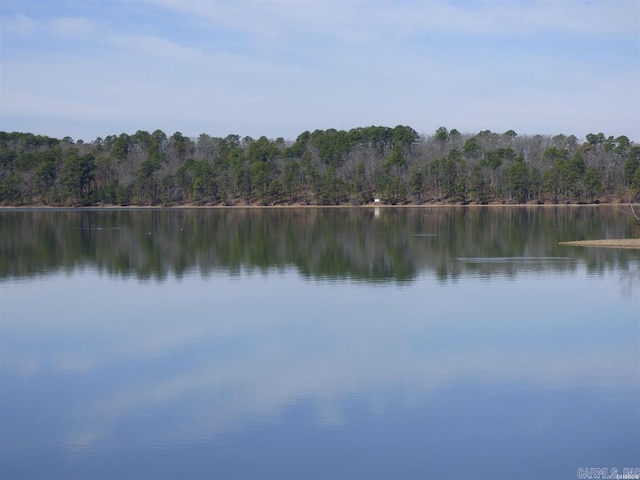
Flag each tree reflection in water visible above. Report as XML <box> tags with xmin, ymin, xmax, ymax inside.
<box><xmin>0</xmin><ymin>206</ymin><xmax>637</xmax><ymax>283</ymax></box>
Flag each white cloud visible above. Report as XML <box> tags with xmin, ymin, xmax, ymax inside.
<box><xmin>47</xmin><ymin>16</ymin><xmax>94</xmax><ymax>36</ymax></box>
<box><xmin>0</xmin><ymin>13</ymin><xmax>37</xmax><ymax>35</ymax></box>
<box><xmin>0</xmin><ymin>0</ymin><xmax>638</xmax><ymax>139</ymax></box>
<box><xmin>110</xmin><ymin>33</ymin><xmax>205</xmax><ymax>62</ymax></box>
<box><xmin>0</xmin><ymin>14</ymin><xmax>94</xmax><ymax>37</ymax></box>
<box><xmin>143</xmin><ymin>0</ymin><xmax>640</xmax><ymax>40</ymax></box>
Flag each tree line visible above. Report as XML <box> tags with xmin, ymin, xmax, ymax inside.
<box><xmin>1</xmin><ymin>126</ymin><xmax>638</xmax><ymax>206</ymax></box>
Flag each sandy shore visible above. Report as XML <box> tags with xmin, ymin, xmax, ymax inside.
<box><xmin>559</xmin><ymin>239</ymin><xmax>640</xmax><ymax>249</ymax></box>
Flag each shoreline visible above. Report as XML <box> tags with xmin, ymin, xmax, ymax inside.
<box><xmin>1</xmin><ymin>202</ymin><xmax>639</xmax><ymax>210</ymax></box>
<box><xmin>559</xmin><ymin>239</ymin><xmax>640</xmax><ymax>249</ymax></box>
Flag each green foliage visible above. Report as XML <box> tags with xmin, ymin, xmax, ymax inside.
<box><xmin>132</xmin><ymin>130</ymin><xmax>168</xmax><ymax>160</ymax></box>
<box><xmin>234</xmin><ymin>163</ymin><xmax>252</xmax><ymax>203</ymax></box>
<box><xmin>624</xmin><ymin>146</ymin><xmax>640</xmax><ymax>185</ymax></box>
<box><xmin>171</xmin><ymin>131</ymin><xmax>190</xmax><ymax>160</ymax></box>
<box><xmin>283</xmin><ymin>159</ymin><xmax>302</xmax><ymax>203</ymax></box>
<box><xmin>483</xmin><ymin>148</ymin><xmax>515</xmax><ymax>170</ymax></box>
<box><xmin>310</xmin><ymin>129</ymin><xmax>352</xmax><ymax>167</ymax></box>
<box><xmin>586</xmin><ymin>132</ymin><xmax>605</xmax><ymax>146</ymax></box>
<box><xmin>408</xmin><ymin>165</ymin><xmax>424</xmax><ymax>203</ymax></box>
<box><xmin>60</xmin><ymin>149</ymin><xmax>95</xmax><ymax>204</ymax></box>
<box><xmin>631</xmin><ymin>169</ymin><xmax>640</xmax><ymax>201</ymax></box>
<box><xmin>111</xmin><ymin>133</ymin><xmax>130</xmax><ymax>160</ymax></box>
<box><xmin>316</xmin><ymin>167</ymin><xmax>348</xmax><ymax>205</ymax></box>
<box><xmin>35</xmin><ymin>158</ymin><xmax>58</xmax><ymax>199</ymax></box>
<box><xmin>434</xmin><ymin>126</ymin><xmax>449</xmax><ymax>143</ymax></box>
<box><xmin>0</xmin><ymin>127</ymin><xmax>635</xmax><ymax>206</ymax></box>
<box><xmin>583</xmin><ymin>166</ymin><xmax>602</xmax><ymax>202</ymax></box>
<box><xmin>463</xmin><ymin>137</ymin><xmax>481</xmax><ymax>159</ymax></box>
<box><xmin>469</xmin><ymin>164</ymin><xmax>488</xmax><ymax>204</ymax></box>
<box><xmin>251</xmin><ymin>160</ymin><xmax>272</xmax><ymax>202</ymax></box>
<box><xmin>136</xmin><ymin>156</ymin><xmax>161</xmax><ymax>204</ymax></box>
<box><xmin>385</xmin><ymin>174</ymin><xmax>408</xmax><ymax>204</ymax></box>
<box><xmin>543</xmin><ymin>146</ymin><xmax>569</xmax><ymax>164</ymax></box>
<box><xmin>384</xmin><ymin>145</ymin><xmax>405</xmax><ymax>169</ymax></box>
<box><xmin>247</xmin><ymin>136</ymin><xmax>278</xmax><ymax>164</ymax></box>
<box><xmin>283</xmin><ymin>131</ymin><xmax>310</xmax><ymax>158</ymax></box>
<box><xmin>391</xmin><ymin>125</ymin><xmax>419</xmax><ymax>147</ymax></box>
<box><xmin>528</xmin><ymin>167</ymin><xmax>543</xmax><ymax>201</ymax></box>
<box><xmin>504</xmin><ymin>158</ymin><xmax>529</xmax><ymax>203</ymax></box>
<box><xmin>441</xmin><ymin>150</ymin><xmax>467</xmax><ymax>202</ymax></box>
<box><xmin>191</xmin><ymin>161</ymin><xmax>218</xmax><ymax>203</ymax></box>
<box><xmin>0</xmin><ymin>173</ymin><xmax>22</xmax><ymax>205</ymax></box>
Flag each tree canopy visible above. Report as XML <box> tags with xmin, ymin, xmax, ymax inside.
<box><xmin>0</xmin><ymin>127</ymin><xmax>637</xmax><ymax>206</ymax></box>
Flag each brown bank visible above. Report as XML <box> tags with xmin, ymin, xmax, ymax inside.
<box><xmin>559</xmin><ymin>239</ymin><xmax>640</xmax><ymax>249</ymax></box>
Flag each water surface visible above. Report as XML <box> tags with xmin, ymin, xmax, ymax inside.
<box><xmin>1</xmin><ymin>207</ymin><xmax>638</xmax><ymax>479</ymax></box>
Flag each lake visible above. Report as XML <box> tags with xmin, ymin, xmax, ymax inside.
<box><xmin>1</xmin><ymin>206</ymin><xmax>638</xmax><ymax>479</ymax></box>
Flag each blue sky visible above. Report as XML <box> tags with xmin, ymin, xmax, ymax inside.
<box><xmin>1</xmin><ymin>0</ymin><xmax>639</xmax><ymax>142</ymax></box>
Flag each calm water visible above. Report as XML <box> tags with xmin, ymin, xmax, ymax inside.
<box><xmin>1</xmin><ymin>207</ymin><xmax>639</xmax><ymax>479</ymax></box>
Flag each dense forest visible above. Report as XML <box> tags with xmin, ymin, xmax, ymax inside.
<box><xmin>1</xmin><ymin>126</ymin><xmax>639</xmax><ymax>206</ymax></box>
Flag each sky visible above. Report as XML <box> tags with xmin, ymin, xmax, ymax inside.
<box><xmin>1</xmin><ymin>0</ymin><xmax>639</xmax><ymax>142</ymax></box>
